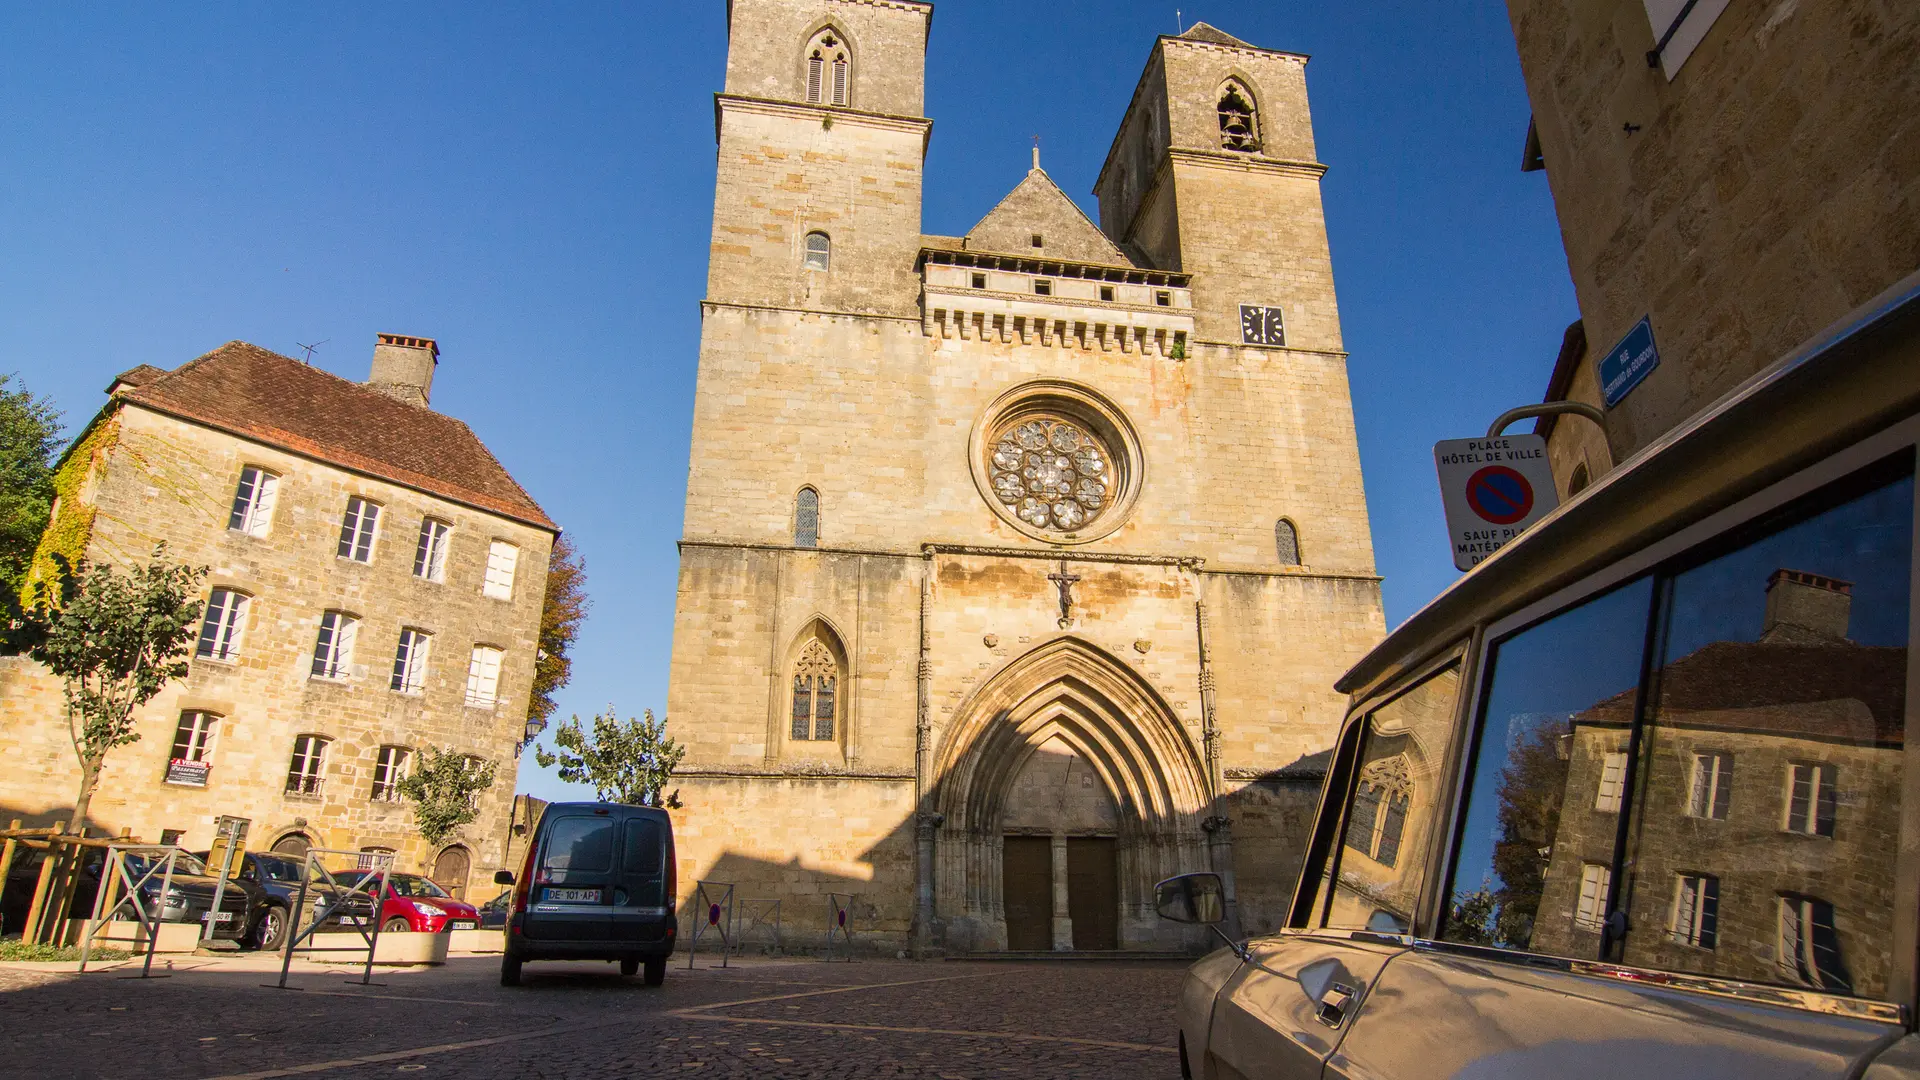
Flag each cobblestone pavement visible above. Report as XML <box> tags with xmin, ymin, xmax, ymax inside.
<box><xmin>0</xmin><ymin>953</ymin><xmax>1187</xmax><ymax>1079</ymax></box>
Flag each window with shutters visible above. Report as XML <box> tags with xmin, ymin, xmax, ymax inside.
<box><xmin>483</xmin><ymin>541</ymin><xmax>519</xmax><ymax>600</ymax></box>
<box><xmin>1778</xmin><ymin>895</ymin><xmax>1850</xmax><ymax>991</ymax></box>
<box><xmin>1670</xmin><ymin>873</ymin><xmax>1719</xmax><ymax>948</ymax></box>
<box><xmin>414</xmin><ymin>518</ymin><xmax>452</xmax><ymax>581</ymax></box>
<box><xmin>1594</xmin><ymin>750</ymin><xmax>1627</xmax><ymax>813</ymax></box>
<box><xmin>466</xmin><ymin>645</ymin><xmax>504</xmax><ymax>708</ymax></box>
<box><xmin>795</xmin><ymin>487</ymin><xmax>820</xmax><ymax>548</ymax></box>
<box><xmin>1218</xmin><ymin>80</ymin><xmax>1260</xmax><ymax>153</ymax></box>
<box><xmin>804</xmin><ymin>28</ymin><xmax>849</xmax><ymax>106</ymax></box>
<box><xmin>228</xmin><ymin>466</ymin><xmax>279</xmax><ymax>537</ymax></box>
<box><xmin>1783</xmin><ymin>762</ymin><xmax>1837</xmax><ymax>836</ymax></box>
<box><xmin>311</xmin><ymin>611</ymin><xmax>359</xmax><ymax>680</ymax></box>
<box><xmin>1642</xmin><ymin>0</ymin><xmax>1732</xmax><ymax>79</ymax></box>
<box><xmin>1687</xmin><ymin>751</ymin><xmax>1732</xmax><ymax>819</ymax></box>
<box><xmin>391</xmin><ymin>628</ymin><xmax>431</xmax><ymax>693</ymax></box>
<box><xmin>804</xmin><ymin>232</ymin><xmax>830</xmax><ymax>272</ymax></box>
<box><xmin>337</xmin><ymin>496</ymin><xmax>381</xmax><ymax>562</ymax></box>
<box><xmin>371</xmin><ymin>745</ymin><xmax>411</xmax><ymax>801</ymax></box>
<box><xmin>1575</xmin><ymin>863</ymin><xmax>1611</xmax><ymax>932</ymax></box>
<box><xmin>1274</xmin><ymin>519</ymin><xmax>1300</xmax><ymax>565</ymax></box>
<box><xmin>168</xmin><ymin>711</ymin><xmax>218</xmax><ymax>787</ymax></box>
<box><xmin>286</xmin><ymin>735</ymin><xmax>330</xmax><ymax>798</ymax></box>
<box><xmin>196</xmin><ymin>587</ymin><xmax>251</xmax><ymax>662</ymax></box>
<box><xmin>789</xmin><ymin>638</ymin><xmax>839</xmax><ymax>742</ymax></box>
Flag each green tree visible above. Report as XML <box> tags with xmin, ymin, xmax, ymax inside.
<box><xmin>0</xmin><ymin>374</ymin><xmax>63</xmax><ymax>598</ymax></box>
<box><xmin>535</xmin><ymin>706</ymin><xmax>685</xmax><ymax>808</ymax></box>
<box><xmin>527</xmin><ymin>533</ymin><xmax>589</xmax><ymax>738</ymax></box>
<box><xmin>397</xmin><ymin>747</ymin><xmax>499</xmax><ymax>846</ymax></box>
<box><xmin>26</xmin><ymin>545</ymin><xmax>205</xmax><ymax>826</ymax></box>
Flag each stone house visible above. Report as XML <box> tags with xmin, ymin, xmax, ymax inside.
<box><xmin>1506</xmin><ymin>0</ymin><xmax>1920</xmax><ymax>497</ymax></box>
<box><xmin>1523</xmin><ymin>570</ymin><xmax>1903</xmax><ymax>993</ymax></box>
<box><xmin>666</xmin><ymin>0</ymin><xmax>1385</xmax><ymax>954</ymax></box>
<box><xmin>0</xmin><ymin>336</ymin><xmax>555</xmax><ymax>899</ymax></box>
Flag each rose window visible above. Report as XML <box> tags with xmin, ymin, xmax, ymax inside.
<box><xmin>988</xmin><ymin>418</ymin><xmax>1112</xmax><ymax>532</ymax></box>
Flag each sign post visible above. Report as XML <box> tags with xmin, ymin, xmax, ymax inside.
<box><xmin>1434</xmin><ymin>434</ymin><xmax>1560</xmax><ymax>571</ymax></box>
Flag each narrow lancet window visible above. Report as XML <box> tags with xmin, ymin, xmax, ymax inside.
<box><xmin>1219</xmin><ymin>81</ymin><xmax>1259</xmax><ymax>152</ymax></box>
<box><xmin>796</xmin><ymin>487</ymin><xmax>820</xmax><ymax>548</ymax></box>
<box><xmin>1275</xmin><ymin>518</ymin><xmax>1301</xmax><ymax>565</ymax></box>
<box><xmin>804</xmin><ymin>30</ymin><xmax>849</xmax><ymax>106</ymax></box>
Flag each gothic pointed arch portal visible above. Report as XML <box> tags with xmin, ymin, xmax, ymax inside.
<box><xmin>929</xmin><ymin>637</ymin><xmax>1211</xmax><ymax>951</ymax></box>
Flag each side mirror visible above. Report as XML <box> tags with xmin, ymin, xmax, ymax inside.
<box><xmin>1155</xmin><ymin>872</ymin><xmax>1226</xmax><ymax>925</ymax></box>
<box><xmin>494</xmin><ymin>870</ymin><xmax>515</xmax><ymax>886</ymax></box>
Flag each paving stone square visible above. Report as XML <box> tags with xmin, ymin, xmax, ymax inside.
<box><xmin>0</xmin><ymin>953</ymin><xmax>1187</xmax><ymax>1079</ymax></box>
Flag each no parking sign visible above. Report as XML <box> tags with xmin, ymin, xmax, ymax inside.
<box><xmin>1434</xmin><ymin>434</ymin><xmax>1560</xmax><ymax>571</ymax></box>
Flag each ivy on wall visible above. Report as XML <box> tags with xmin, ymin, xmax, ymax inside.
<box><xmin>21</xmin><ymin>414</ymin><xmax>119</xmax><ymax>609</ymax></box>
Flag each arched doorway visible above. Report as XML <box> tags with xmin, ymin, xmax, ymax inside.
<box><xmin>271</xmin><ymin>832</ymin><xmax>311</xmax><ymax>858</ymax></box>
<box><xmin>431</xmin><ymin>845</ymin><xmax>472</xmax><ymax>900</ymax></box>
<box><xmin>1001</xmin><ymin>736</ymin><xmax>1122</xmax><ymax>950</ymax></box>
<box><xmin>930</xmin><ymin>637</ymin><xmax>1211</xmax><ymax>952</ymax></box>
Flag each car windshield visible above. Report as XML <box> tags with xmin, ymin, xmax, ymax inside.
<box><xmin>253</xmin><ymin>855</ymin><xmax>306</xmax><ymax>883</ymax></box>
<box><xmin>349</xmin><ymin>872</ymin><xmax>450</xmax><ymax>899</ymax></box>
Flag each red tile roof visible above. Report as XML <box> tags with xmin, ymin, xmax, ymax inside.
<box><xmin>116</xmin><ymin>341</ymin><xmax>555</xmax><ymax>531</ymax></box>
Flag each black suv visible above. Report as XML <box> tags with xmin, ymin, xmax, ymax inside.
<box><xmin>497</xmin><ymin>802</ymin><xmax>676</xmax><ymax>986</ymax></box>
<box><xmin>193</xmin><ymin>850</ymin><xmax>366</xmax><ymax>951</ymax></box>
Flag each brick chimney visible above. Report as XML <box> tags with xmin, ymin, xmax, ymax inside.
<box><xmin>367</xmin><ymin>333</ymin><xmax>438</xmax><ymax>408</ymax></box>
<box><xmin>1762</xmin><ymin>569</ymin><xmax>1853</xmax><ymax>643</ymax></box>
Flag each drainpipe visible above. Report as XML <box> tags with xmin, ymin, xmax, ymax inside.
<box><xmin>912</xmin><ymin>558</ymin><xmax>939</xmax><ymax>955</ymax></box>
<box><xmin>1194</xmin><ymin>600</ymin><xmax>1240</xmax><ymax>939</ymax></box>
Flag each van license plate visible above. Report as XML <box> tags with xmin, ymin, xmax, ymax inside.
<box><xmin>544</xmin><ymin>888</ymin><xmax>599</xmax><ymax>903</ymax></box>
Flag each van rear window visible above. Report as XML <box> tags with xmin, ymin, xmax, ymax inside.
<box><xmin>543</xmin><ymin>817</ymin><xmax>614</xmax><ymax>872</ymax></box>
<box><xmin>623</xmin><ymin>819</ymin><xmax>664</xmax><ymax>875</ymax></box>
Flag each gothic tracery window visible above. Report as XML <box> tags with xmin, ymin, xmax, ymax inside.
<box><xmin>805</xmin><ymin>30</ymin><xmax>850</xmax><ymax>106</ymax></box>
<box><xmin>1343</xmin><ymin>755</ymin><xmax>1413</xmax><ymax>867</ymax></box>
<box><xmin>790</xmin><ymin>639</ymin><xmax>838</xmax><ymax>741</ymax></box>
<box><xmin>1218</xmin><ymin>81</ymin><xmax>1259</xmax><ymax>153</ymax></box>
<box><xmin>987</xmin><ymin>416</ymin><xmax>1113</xmax><ymax>533</ymax></box>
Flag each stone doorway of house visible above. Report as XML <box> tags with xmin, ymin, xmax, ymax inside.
<box><xmin>271</xmin><ymin>832</ymin><xmax>310</xmax><ymax>858</ymax></box>
<box><xmin>432</xmin><ymin>845</ymin><xmax>471</xmax><ymax>900</ymax></box>
<box><xmin>1002</xmin><ymin>836</ymin><xmax>1053</xmax><ymax>950</ymax></box>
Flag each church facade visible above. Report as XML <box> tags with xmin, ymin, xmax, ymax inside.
<box><xmin>665</xmin><ymin>0</ymin><xmax>1385</xmax><ymax>953</ymax></box>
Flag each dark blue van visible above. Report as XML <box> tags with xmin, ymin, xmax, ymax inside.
<box><xmin>496</xmin><ymin>802</ymin><xmax>676</xmax><ymax>986</ymax></box>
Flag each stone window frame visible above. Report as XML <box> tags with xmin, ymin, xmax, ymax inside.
<box><xmin>465</xmin><ymin>643</ymin><xmax>505</xmax><ymax>709</ymax></box>
<box><xmin>167</xmin><ymin>710</ymin><xmax>219</xmax><ymax>786</ymax></box>
<box><xmin>371</xmin><ymin>744</ymin><xmax>412</xmax><ymax>802</ymax></box>
<box><xmin>285</xmin><ymin>733</ymin><xmax>331</xmax><ymax>799</ymax></box>
<box><xmin>414</xmin><ymin>517</ymin><xmax>453</xmax><ymax>582</ymax></box>
<box><xmin>337</xmin><ymin>495</ymin><xmax>382</xmax><ymax>563</ymax></box>
<box><xmin>1274</xmin><ymin>518</ymin><xmax>1302</xmax><ymax>566</ymax></box>
<box><xmin>310</xmin><ymin>610</ymin><xmax>360</xmax><ymax>681</ymax></box>
<box><xmin>1669</xmin><ymin>872</ymin><xmax>1720</xmax><ymax>949</ymax></box>
<box><xmin>390</xmin><ymin>626</ymin><xmax>432</xmax><ymax>694</ymax></box>
<box><xmin>1217</xmin><ymin>76</ymin><xmax>1262</xmax><ymax>154</ymax></box>
<box><xmin>794</xmin><ymin>486</ymin><xmax>821</xmax><ymax>548</ymax></box>
<box><xmin>968</xmin><ymin>380</ymin><xmax>1146</xmax><ymax>546</ymax></box>
<box><xmin>196</xmin><ymin>586</ymin><xmax>252</xmax><ymax>663</ymax></box>
<box><xmin>228</xmin><ymin>465</ymin><xmax>280</xmax><ymax>538</ymax></box>
<box><xmin>803</xmin><ymin>232</ymin><xmax>831</xmax><ymax>272</ymax></box>
<box><xmin>783</xmin><ymin>620</ymin><xmax>850</xmax><ymax>754</ymax></box>
<box><xmin>802</xmin><ymin>25</ymin><xmax>852</xmax><ymax>107</ymax></box>
<box><xmin>482</xmin><ymin>540</ymin><xmax>520</xmax><ymax>601</ymax></box>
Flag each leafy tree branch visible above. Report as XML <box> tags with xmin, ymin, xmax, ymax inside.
<box><xmin>535</xmin><ymin>706</ymin><xmax>685</xmax><ymax>808</ymax></box>
<box><xmin>398</xmin><ymin>747</ymin><xmax>499</xmax><ymax>846</ymax></box>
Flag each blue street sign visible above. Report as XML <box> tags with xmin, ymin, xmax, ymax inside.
<box><xmin>1598</xmin><ymin>316</ymin><xmax>1659</xmax><ymax>408</ymax></box>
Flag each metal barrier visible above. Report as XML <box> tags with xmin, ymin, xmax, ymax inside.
<box><xmin>76</xmin><ymin>845</ymin><xmax>191</xmax><ymax>978</ymax></box>
<box><xmin>268</xmin><ymin>847</ymin><xmax>394</xmax><ymax>989</ymax></box>
<box><xmin>686</xmin><ymin>880</ymin><xmax>734</xmax><ymax>969</ymax></box>
<box><xmin>732</xmin><ymin>898</ymin><xmax>782</xmax><ymax>955</ymax></box>
<box><xmin>824</xmin><ymin>893</ymin><xmax>855</xmax><ymax>962</ymax></box>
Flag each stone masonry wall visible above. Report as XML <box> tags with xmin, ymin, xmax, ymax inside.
<box><xmin>0</xmin><ymin>404</ymin><xmax>551</xmax><ymax>895</ymax></box>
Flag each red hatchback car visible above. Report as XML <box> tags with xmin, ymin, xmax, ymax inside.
<box><xmin>347</xmin><ymin>872</ymin><xmax>481</xmax><ymax>933</ymax></box>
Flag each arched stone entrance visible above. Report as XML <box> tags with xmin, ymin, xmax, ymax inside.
<box><xmin>930</xmin><ymin>637</ymin><xmax>1211</xmax><ymax>952</ymax></box>
<box><xmin>431</xmin><ymin>845</ymin><xmax>472</xmax><ymax>900</ymax></box>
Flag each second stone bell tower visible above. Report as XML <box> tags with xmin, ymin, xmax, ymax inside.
<box><xmin>706</xmin><ymin>0</ymin><xmax>933</xmax><ymax>317</ymax></box>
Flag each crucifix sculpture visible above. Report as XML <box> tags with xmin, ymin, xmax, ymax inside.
<box><xmin>1047</xmin><ymin>561</ymin><xmax>1081</xmax><ymax>629</ymax></box>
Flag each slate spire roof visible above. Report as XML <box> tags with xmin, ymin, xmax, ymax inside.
<box><xmin>1176</xmin><ymin>22</ymin><xmax>1254</xmax><ymax>48</ymax></box>
<box><xmin>963</xmin><ymin>166</ymin><xmax>1133</xmax><ymax>266</ymax></box>
<box><xmin>108</xmin><ymin>341</ymin><xmax>555</xmax><ymax>530</ymax></box>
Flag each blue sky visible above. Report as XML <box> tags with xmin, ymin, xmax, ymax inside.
<box><xmin>0</xmin><ymin>2</ymin><xmax>1575</xmax><ymax>802</ymax></box>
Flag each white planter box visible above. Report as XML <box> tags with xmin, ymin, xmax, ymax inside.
<box><xmin>448</xmin><ymin>928</ymin><xmax>505</xmax><ymax>954</ymax></box>
<box><xmin>68</xmin><ymin>919</ymin><xmax>204</xmax><ymax>953</ymax></box>
<box><xmin>298</xmin><ymin>930</ymin><xmax>448</xmax><ymax>965</ymax></box>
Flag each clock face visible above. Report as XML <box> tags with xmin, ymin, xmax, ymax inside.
<box><xmin>1240</xmin><ymin>305</ymin><xmax>1286</xmax><ymax>346</ymax></box>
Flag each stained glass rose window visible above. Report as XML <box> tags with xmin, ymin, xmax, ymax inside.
<box><xmin>987</xmin><ymin>417</ymin><xmax>1112</xmax><ymax>532</ymax></box>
